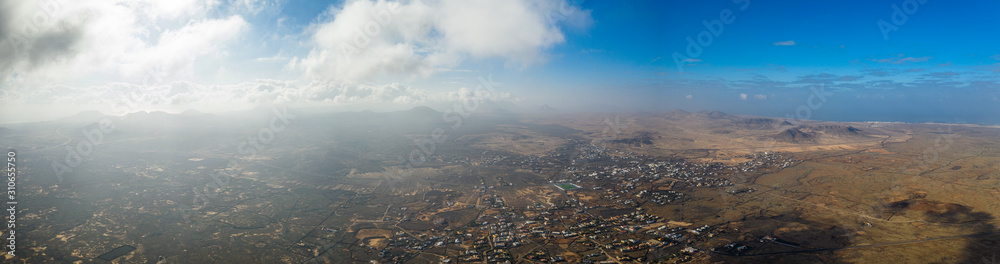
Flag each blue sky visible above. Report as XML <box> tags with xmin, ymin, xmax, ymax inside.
<box><xmin>548</xmin><ymin>0</ymin><xmax>997</xmax><ymax>83</ymax></box>
<box><xmin>1</xmin><ymin>0</ymin><xmax>998</xmax><ymax>124</ymax></box>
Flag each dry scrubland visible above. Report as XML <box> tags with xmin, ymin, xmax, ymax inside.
<box><xmin>5</xmin><ymin>109</ymin><xmax>999</xmax><ymax>263</ymax></box>
<box><xmin>450</xmin><ymin>111</ymin><xmax>1000</xmax><ymax>263</ymax></box>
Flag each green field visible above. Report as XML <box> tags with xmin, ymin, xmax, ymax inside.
<box><xmin>555</xmin><ymin>183</ymin><xmax>580</xmax><ymax>191</ymax></box>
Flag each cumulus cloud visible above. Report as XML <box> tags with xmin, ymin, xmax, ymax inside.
<box><xmin>3</xmin><ymin>78</ymin><xmax>512</xmax><ymax>112</ymax></box>
<box><xmin>0</xmin><ymin>0</ymin><xmax>249</xmax><ymax>89</ymax></box>
<box><xmin>297</xmin><ymin>81</ymin><xmax>429</xmax><ymax>104</ymax></box>
<box><xmin>130</xmin><ymin>16</ymin><xmax>248</xmax><ymax>79</ymax></box>
<box><xmin>873</xmin><ymin>54</ymin><xmax>932</xmax><ymax>64</ymax></box>
<box><xmin>290</xmin><ymin>0</ymin><xmax>591</xmax><ymax>81</ymax></box>
<box><xmin>0</xmin><ymin>0</ymin><xmax>565</xmax><ymax>122</ymax></box>
<box><xmin>737</xmin><ymin>93</ymin><xmax>767</xmax><ymax>100</ymax></box>
<box><xmin>773</xmin><ymin>40</ymin><xmax>795</xmax><ymax>46</ymax></box>
<box><xmin>443</xmin><ymin>85</ymin><xmax>511</xmax><ymax>104</ymax></box>
<box><xmin>0</xmin><ymin>0</ymin><xmax>87</xmax><ymax>81</ymax></box>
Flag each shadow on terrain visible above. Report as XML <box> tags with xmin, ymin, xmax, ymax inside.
<box><xmin>886</xmin><ymin>198</ymin><xmax>1000</xmax><ymax>264</ymax></box>
<box><xmin>708</xmin><ymin>198</ymin><xmax>1000</xmax><ymax>263</ymax></box>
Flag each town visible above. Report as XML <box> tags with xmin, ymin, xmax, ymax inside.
<box><xmin>304</xmin><ymin>141</ymin><xmax>802</xmax><ymax>263</ymax></box>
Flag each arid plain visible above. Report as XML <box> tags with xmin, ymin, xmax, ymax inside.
<box><xmin>2</xmin><ymin>108</ymin><xmax>999</xmax><ymax>263</ymax></box>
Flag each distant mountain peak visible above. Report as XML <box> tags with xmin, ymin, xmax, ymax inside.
<box><xmin>697</xmin><ymin>110</ymin><xmax>731</xmax><ymax>119</ymax></box>
<box><xmin>668</xmin><ymin>109</ymin><xmax>690</xmax><ymax>115</ymax></box>
<box><xmin>71</xmin><ymin>110</ymin><xmax>108</xmax><ymax>118</ymax></box>
<box><xmin>180</xmin><ymin>109</ymin><xmax>204</xmax><ymax>115</ymax></box>
<box><xmin>78</xmin><ymin>110</ymin><xmax>106</xmax><ymax>115</ymax></box>
<box><xmin>124</xmin><ymin>110</ymin><xmax>149</xmax><ymax>115</ymax></box>
<box><xmin>57</xmin><ymin>110</ymin><xmax>109</xmax><ymax>123</ymax></box>
<box><xmin>409</xmin><ymin>105</ymin><xmax>437</xmax><ymax>112</ymax></box>
<box><xmin>408</xmin><ymin>106</ymin><xmax>442</xmax><ymax>116</ymax></box>
<box><xmin>769</xmin><ymin>127</ymin><xmax>816</xmax><ymax>143</ymax></box>
<box><xmin>120</xmin><ymin>110</ymin><xmax>172</xmax><ymax>121</ymax></box>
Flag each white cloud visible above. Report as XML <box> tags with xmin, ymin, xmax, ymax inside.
<box><xmin>297</xmin><ymin>81</ymin><xmax>430</xmax><ymax>104</ymax></box>
<box><xmin>0</xmin><ymin>0</ymin><xmax>552</xmax><ymax>122</ymax></box>
<box><xmin>739</xmin><ymin>93</ymin><xmax>748</xmax><ymax>100</ymax></box>
<box><xmin>754</xmin><ymin>94</ymin><xmax>767</xmax><ymax>100</ymax></box>
<box><xmin>773</xmin><ymin>40</ymin><xmax>795</xmax><ymax>46</ymax></box>
<box><xmin>4</xmin><ymin>78</ymin><xmax>512</xmax><ymax>112</ymax></box>
<box><xmin>685</xmin><ymin>94</ymin><xmax>693</xmax><ymax>99</ymax></box>
<box><xmin>444</xmin><ymin>86</ymin><xmax>511</xmax><ymax>104</ymax></box>
<box><xmin>290</xmin><ymin>0</ymin><xmax>590</xmax><ymax>81</ymax></box>
<box><xmin>255</xmin><ymin>53</ymin><xmax>291</xmax><ymax>62</ymax></box>
<box><xmin>134</xmin><ymin>16</ymin><xmax>249</xmax><ymax>79</ymax></box>
<box><xmin>872</xmin><ymin>54</ymin><xmax>932</xmax><ymax>64</ymax></box>
<box><xmin>0</xmin><ymin>0</ymin><xmax>249</xmax><ymax>89</ymax></box>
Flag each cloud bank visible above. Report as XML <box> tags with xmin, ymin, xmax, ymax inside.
<box><xmin>289</xmin><ymin>0</ymin><xmax>591</xmax><ymax>81</ymax></box>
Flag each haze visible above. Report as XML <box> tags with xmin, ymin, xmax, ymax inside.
<box><xmin>1</xmin><ymin>1</ymin><xmax>1000</xmax><ymax>264</ymax></box>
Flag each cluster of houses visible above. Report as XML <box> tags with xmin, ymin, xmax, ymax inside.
<box><xmin>373</xmin><ymin>143</ymin><xmax>802</xmax><ymax>262</ymax></box>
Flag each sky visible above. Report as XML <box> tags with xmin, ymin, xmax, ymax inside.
<box><xmin>1</xmin><ymin>0</ymin><xmax>999</xmax><ymax>124</ymax></box>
